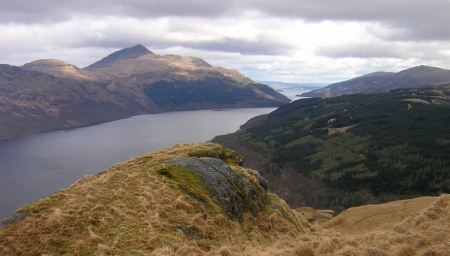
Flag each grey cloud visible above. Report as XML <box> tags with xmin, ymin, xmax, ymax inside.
<box><xmin>2</xmin><ymin>0</ymin><xmax>450</xmax><ymax>42</ymax></box>
<box><xmin>371</xmin><ymin>23</ymin><xmax>450</xmax><ymax>42</ymax></box>
<box><xmin>2</xmin><ymin>0</ymin><xmax>447</xmax><ymax>25</ymax></box>
<box><xmin>242</xmin><ymin>0</ymin><xmax>434</xmax><ymax>22</ymax></box>
<box><xmin>316</xmin><ymin>42</ymin><xmax>447</xmax><ymax>60</ymax></box>
<box><xmin>0</xmin><ymin>0</ymin><xmax>234</xmax><ymax>23</ymax></box>
<box><xmin>244</xmin><ymin>0</ymin><xmax>450</xmax><ymax>41</ymax></box>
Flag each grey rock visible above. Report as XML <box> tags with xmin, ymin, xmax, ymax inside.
<box><xmin>167</xmin><ymin>157</ymin><xmax>268</xmax><ymax>222</ymax></box>
<box><xmin>271</xmin><ymin>202</ymin><xmax>295</xmax><ymax>224</ymax></box>
<box><xmin>176</xmin><ymin>224</ymin><xmax>199</xmax><ymax>240</ymax></box>
<box><xmin>0</xmin><ymin>211</ymin><xmax>27</xmax><ymax>228</ymax></box>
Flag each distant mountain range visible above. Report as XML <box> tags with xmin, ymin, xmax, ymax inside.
<box><xmin>0</xmin><ymin>44</ymin><xmax>290</xmax><ymax>140</ymax></box>
<box><xmin>301</xmin><ymin>65</ymin><xmax>450</xmax><ymax>97</ymax></box>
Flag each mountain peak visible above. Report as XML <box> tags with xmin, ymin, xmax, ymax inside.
<box><xmin>84</xmin><ymin>44</ymin><xmax>154</xmax><ymax>70</ymax></box>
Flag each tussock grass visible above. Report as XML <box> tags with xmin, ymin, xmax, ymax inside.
<box><xmin>1</xmin><ymin>142</ymin><xmax>449</xmax><ymax>255</ymax></box>
<box><xmin>310</xmin><ymin>194</ymin><xmax>450</xmax><ymax>255</ymax></box>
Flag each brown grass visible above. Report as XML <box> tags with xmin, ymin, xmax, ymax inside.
<box><xmin>313</xmin><ymin>194</ymin><xmax>450</xmax><ymax>255</ymax></box>
<box><xmin>1</xmin><ymin>142</ymin><xmax>449</xmax><ymax>255</ymax></box>
<box><xmin>0</xmin><ymin>143</ymin><xmax>307</xmax><ymax>255</ymax></box>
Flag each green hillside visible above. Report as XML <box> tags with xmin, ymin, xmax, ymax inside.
<box><xmin>214</xmin><ymin>85</ymin><xmax>450</xmax><ymax>210</ymax></box>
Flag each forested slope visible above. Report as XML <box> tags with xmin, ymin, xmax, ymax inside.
<box><xmin>213</xmin><ymin>85</ymin><xmax>450</xmax><ymax>210</ymax></box>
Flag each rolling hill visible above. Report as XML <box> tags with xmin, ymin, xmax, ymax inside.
<box><xmin>301</xmin><ymin>65</ymin><xmax>450</xmax><ymax>98</ymax></box>
<box><xmin>0</xmin><ymin>45</ymin><xmax>290</xmax><ymax>140</ymax></box>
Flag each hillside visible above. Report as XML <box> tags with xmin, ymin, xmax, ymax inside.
<box><xmin>0</xmin><ymin>45</ymin><xmax>290</xmax><ymax>140</ymax></box>
<box><xmin>1</xmin><ymin>143</ymin><xmax>449</xmax><ymax>255</ymax></box>
<box><xmin>212</xmin><ymin>84</ymin><xmax>450</xmax><ymax>211</ymax></box>
<box><xmin>0</xmin><ymin>143</ymin><xmax>309</xmax><ymax>255</ymax></box>
<box><xmin>301</xmin><ymin>65</ymin><xmax>450</xmax><ymax>97</ymax></box>
<box><xmin>0</xmin><ymin>64</ymin><xmax>142</xmax><ymax>140</ymax></box>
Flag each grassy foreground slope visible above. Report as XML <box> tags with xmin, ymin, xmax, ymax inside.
<box><xmin>0</xmin><ymin>143</ymin><xmax>308</xmax><ymax>255</ymax></box>
<box><xmin>1</xmin><ymin>143</ymin><xmax>449</xmax><ymax>255</ymax></box>
<box><xmin>213</xmin><ymin>85</ymin><xmax>450</xmax><ymax>210</ymax></box>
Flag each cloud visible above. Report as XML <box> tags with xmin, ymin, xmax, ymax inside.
<box><xmin>0</xmin><ymin>0</ymin><xmax>234</xmax><ymax>24</ymax></box>
<box><xmin>369</xmin><ymin>22</ymin><xmax>450</xmax><ymax>42</ymax></box>
<box><xmin>316</xmin><ymin>42</ymin><xmax>411</xmax><ymax>59</ymax></box>
<box><xmin>243</xmin><ymin>0</ymin><xmax>450</xmax><ymax>42</ymax></box>
<box><xmin>316</xmin><ymin>40</ymin><xmax>450</xmax><ymax>61</ymax></box>
<box><xmin>1</xmin><ymin>0</ymin><xmax>450</xmax><ymax>83</ymax></box>
<box><xmin>2</xmin><ymin>14</ymin><xmax>294</xmax><ymax>56</ymax></box>
<box><xmin>187</xmin><ymin>36</ymin><xmax>295</xmax><ymax>55</ymax></box>
<box><xmin>2</xmin><ymin>0</ymin><xmax>450</xmax><ymax>43</ymax></box>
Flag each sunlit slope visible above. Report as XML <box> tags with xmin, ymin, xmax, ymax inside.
<box><xmin>316</xmin><ymin>194</ymin><xmax>450</xmax><ymax>255</ymax></box>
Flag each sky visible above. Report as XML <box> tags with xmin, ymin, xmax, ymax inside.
<box><xmin>1</xmin><ymin>0</ymin><xmax>450</xmax><ymax>84</ymax></box>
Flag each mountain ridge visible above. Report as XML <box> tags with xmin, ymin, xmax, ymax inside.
<box><xmin>301</xmin><ymin>65</ymin><xmax>450</xmax><ymax>97</ymax></box>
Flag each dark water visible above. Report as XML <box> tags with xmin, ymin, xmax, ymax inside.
<box><xmin>0</xmin><ymin>108</ymin><xmax>275</xmax><ymax>219</ymax></box>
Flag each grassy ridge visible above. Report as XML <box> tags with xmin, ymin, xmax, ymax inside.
<box><xmin>0</xmin><ymin>143</ymin><xmax>307</xmax><ymax>255</ymax></box>
<box><xmin>240</xmin><ymin>85</ymin><xmax>450</xmax><ymax>208</ymax></box>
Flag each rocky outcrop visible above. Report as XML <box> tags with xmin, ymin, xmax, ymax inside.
<box><xmin>0</xmin><ymin>212</ymin><xmax>27</xmax><ymax>228</ymax></box>
<box><xmin>167</xmin><ymin>157</ymin><xmax>268</xmax><ymax>222</ymax></box>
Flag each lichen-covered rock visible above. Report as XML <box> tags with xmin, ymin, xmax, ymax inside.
<box><xmin>167</xmin><ymin>157</ymin><xmax>267</xmax><ymax>222</ymax></box>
